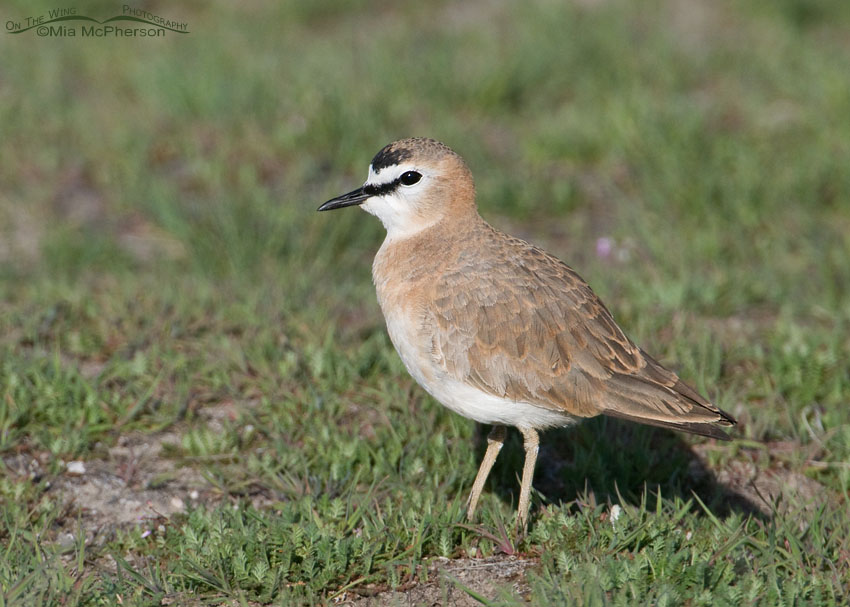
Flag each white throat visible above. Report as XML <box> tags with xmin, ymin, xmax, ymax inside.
<box><xmin>360</xmin><ymin>164</ymin><xmax>439</xmax><ymax>241</ymax></box>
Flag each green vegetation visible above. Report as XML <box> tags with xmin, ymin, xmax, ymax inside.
<box><xmin>1</xmin><ymin>0</ymin><xmax>848</xmax><ymax>604</ymax></box>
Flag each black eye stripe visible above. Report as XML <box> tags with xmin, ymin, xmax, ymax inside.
<box><xmin>363</xmin><ymin>181</ymin><xmax>398</xmax><ymax>197</ymax></box>
<box><xmin>363</xmin><ymin>171</ymin><xmax>422</xmax><ymax>197</ymax></box>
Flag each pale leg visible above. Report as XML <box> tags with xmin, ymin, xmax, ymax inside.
<box><xmin>517</xmin><ymin>427</ymin><xmax>540</xmax><ymax>529</ymax></box>
<box><xmin>466</xmin><ymin>425</ymin><xmax>507</xmax><ymax>519</ymax></box>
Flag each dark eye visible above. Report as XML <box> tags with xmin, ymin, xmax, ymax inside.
<box><xmin>399</xmin><ymin>171</ymin><xmax>421</xmax><ymax>186</ymax></box>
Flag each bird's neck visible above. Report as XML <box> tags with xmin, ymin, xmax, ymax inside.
<box><xmin>373</xmin><ymin>208</ymin><xmax>485</xmax><ymax>286</ymax></box>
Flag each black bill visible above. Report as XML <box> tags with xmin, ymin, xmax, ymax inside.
<box><xmin>317</xmin><ymin>186</ymin><xmax>370</xmax><ymax>211</ymax></box>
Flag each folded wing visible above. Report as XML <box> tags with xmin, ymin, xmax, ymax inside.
<box><xmin>428</xmin><ymin>229</ymin><xmax>735</xmax><ymax>438</ymax></box>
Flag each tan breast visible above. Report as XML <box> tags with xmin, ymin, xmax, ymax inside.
<box><xmin>371</xmin><ymin>213</ymin><xmax>732</xmax><ymax>436</ymax></box>
<box><xmin>372</xmin><ymin>222</ymin><xmax>453</xmax><ymax>387</ymax></box>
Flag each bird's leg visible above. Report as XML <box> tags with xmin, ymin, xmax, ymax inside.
<box><xmin>517</xmin><ymin>427</ymin><xmax>540</xmax><ymax>530</ymax></box>
<box><xmin>466</xmin><ymin>425</ymin><xmax>507</xmax><ymax>520</ymax></box>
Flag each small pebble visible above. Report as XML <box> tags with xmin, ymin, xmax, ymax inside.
<box><xmin>57</xmin><ymin>532</ymin><xmax>76</xmax><ymax>550</ymax></box>
<box><xmin>66</xmin><ymin>461</ymin><xmax>86</xmax><ymax>475</ymax></box>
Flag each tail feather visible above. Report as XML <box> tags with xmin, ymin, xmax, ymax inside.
<box><xmin>603</xmin><ymin>407</ymin><xmax>734</xmax><ymax>440</ymax></box>
<box><xmin>600</xmin><ymin>353</ymin><xmax>736</xmax><ymax>440</ymax></box>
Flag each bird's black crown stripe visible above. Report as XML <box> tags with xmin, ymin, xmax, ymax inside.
<box><xmin>371</xmin><ymin>145</ymin><xmax>414</xmax><ymax>171</ymax></box>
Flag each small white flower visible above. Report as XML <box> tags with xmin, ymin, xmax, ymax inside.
<box><xmin>610</xmin><ymin>504</ymin><xmax>622</xmax><ymax>524</ymax></box>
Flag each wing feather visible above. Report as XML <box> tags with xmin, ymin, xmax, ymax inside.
<box><xmin>428</xmin><ymin>226</ymin><xmax>735</xmax><ymax>436</ymax></box>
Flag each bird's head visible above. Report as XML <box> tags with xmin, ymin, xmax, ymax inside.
<box><xmin>318</xmin><ymin>138</ymin><xmax>476</xmax><ymax>239</ymax></box>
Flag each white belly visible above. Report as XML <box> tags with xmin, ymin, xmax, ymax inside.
<box><xmin>381</xmin><ymin>305</ymin><xmax>577</xmax><ymax>430</ymax></box>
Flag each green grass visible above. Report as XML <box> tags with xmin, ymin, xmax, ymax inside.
<box><xmin>1</xmin><ymin>0</ymin><xmax>849</xmax><ymax>604</ymax></box>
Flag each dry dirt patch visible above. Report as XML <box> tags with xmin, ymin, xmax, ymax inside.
<box><xmin>52</xmin><ymin>432</ymin><xmax>204</xmax><ymax>528</ymax></box>
<box><xmin>693</xmin><ymin>441</ymin><xmax>832</xmax><ymax>517</ymax></box>
<box><xmin>3</xmin><ymin>431</ymin><xmax>209</xmax><ymax>546</ymax></box>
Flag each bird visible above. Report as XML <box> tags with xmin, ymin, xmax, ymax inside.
<box><xmin>318</xmin><ymin>137</ymin><xmax>736</xmax><ymax>528</ymax></box>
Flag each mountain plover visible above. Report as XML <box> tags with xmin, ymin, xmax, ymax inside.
<box><xmin>318</xmin><ymin>138</ymin><xmax>736</xmax><ymax>528</ymax></box>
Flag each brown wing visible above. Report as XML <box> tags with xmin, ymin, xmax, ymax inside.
<box><xmin>428</xmin><ymin>228</ymin><xmax>735</xmax><ymax>438</ymax></box>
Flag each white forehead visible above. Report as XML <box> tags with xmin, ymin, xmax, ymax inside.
<box><xmin>366</xmin><ymin>162</ymin><xmax>418</xmax><ymax>186</ymax></box>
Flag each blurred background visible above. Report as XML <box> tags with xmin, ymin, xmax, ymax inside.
<box><xmin>1</xmin><ymin>0</ymin><xmax>849</xmax><ymax>602</ymax></box>
<box><xmin>3</xmin><ymin>0</ymin><xmax>849</xmax><ymax>434</ymax></box>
